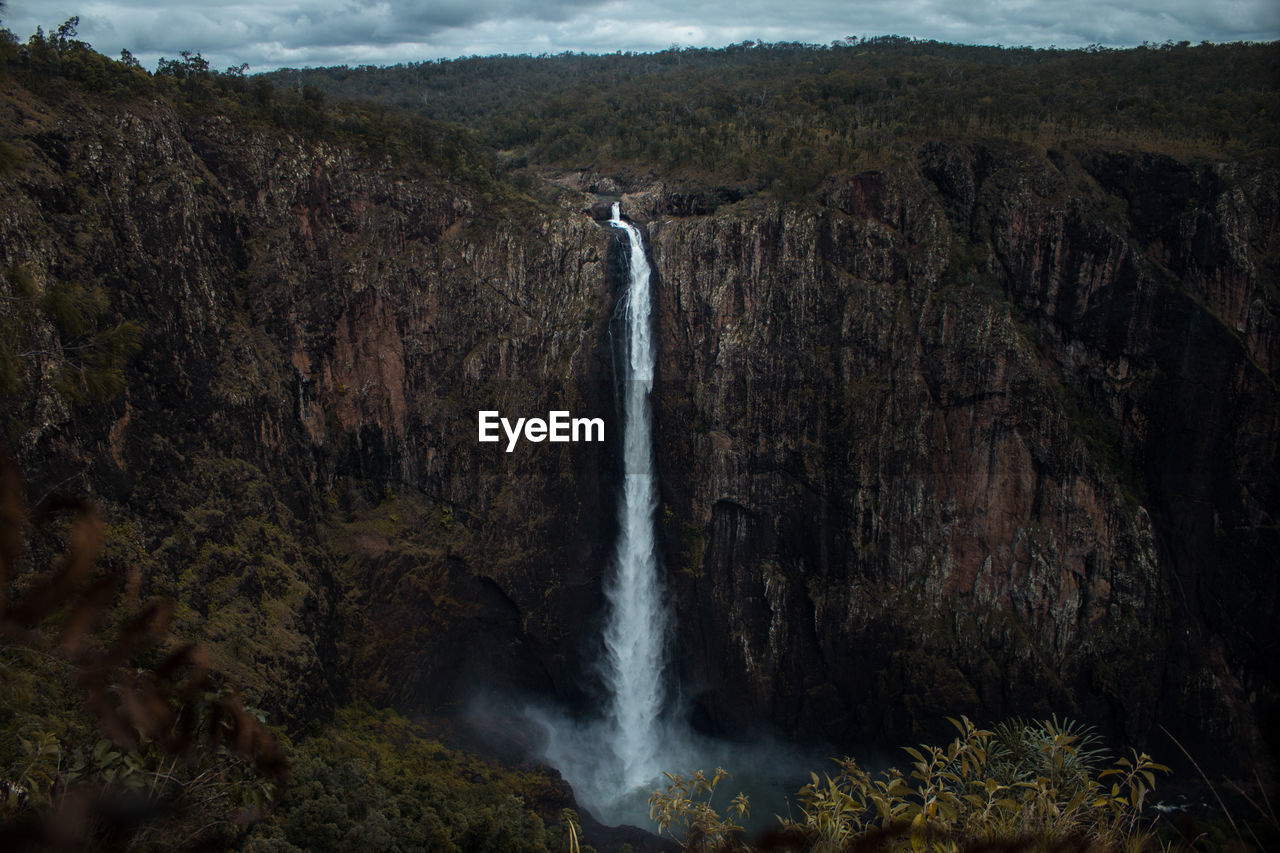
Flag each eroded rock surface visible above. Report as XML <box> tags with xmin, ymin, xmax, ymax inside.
<box><xmin>3</xmin><ymin>84</ymin><xmax>1275</xmax><ymax>778</ymax></box>
<box><xmin>647</xmin><ymin>145</ymin><xmax>1277</xmax><ymax>775</ymax></box>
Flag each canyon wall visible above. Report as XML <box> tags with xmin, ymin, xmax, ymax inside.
<box><xmin>636</xmin><ymin>145</ymin><xmax>1277</xmax><ymax>773</ymax></box>
<box><xmin>2</xmin><ymin>82</ymin><xmax>1275</xmax><ymax>777</ymax></box>
<box><xmin>1</xmin><ymin>86</ymin><xmax>619</xmax><ymax>722</ymax></box>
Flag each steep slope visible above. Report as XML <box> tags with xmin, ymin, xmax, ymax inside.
<box><xmin>2</xmin><ymin>61</ymin><xmax>1276</xmax><ymax>796</ymax></box>
<box><xmin>619</xmin><ymin>144</ymin><xmax>1278</xmax><ymax>775</ymax></box>
<box><xmin>0</xmin><ymin>79</ymin><xmax>620</xmax><ymax>725</ymax></box>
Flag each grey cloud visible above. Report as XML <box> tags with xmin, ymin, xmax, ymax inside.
<box><xmin>3</xmin><ymin>0</ymin><xmax>1276</xmax><ymax>73</ymax></box>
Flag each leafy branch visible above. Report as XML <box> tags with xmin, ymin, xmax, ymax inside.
<box><xmin>0</xmin><ymin>266</ymin><xmax>140</xmax><ymax>404</ymax></box>
<box><xmin>659</xmin><ymin>717</ymin><xmax>1172</xmax><ymax>851</ymax></box>
<box><xmin>0</xmin><ymin>450</ymin><xmax>287</xmax><ymax>849</ymax></box>
<box><xmin>650</xmin><ymin>767</ymin><xmax>751</xmax><ymax>851</ymax></box>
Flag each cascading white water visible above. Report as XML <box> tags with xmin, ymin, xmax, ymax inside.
<box><xmin>602</xmin><ymin>201</ymin><xmax>666</xmax><ymax>794</ymax></box>
<box><xmin>526</xmin><ymin>203</ymin><xmax>673</xmax><ymax>822</ymax></box>
<box><xmin>527</xmin><ymin>206</ymin><xmax>808</xmax><ymax>829</ymax></box>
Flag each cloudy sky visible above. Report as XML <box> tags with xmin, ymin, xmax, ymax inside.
<box><xmin>3</xmin><ymin>0</ymin><xmax>1277</xmax><ymax>73</ymax></box>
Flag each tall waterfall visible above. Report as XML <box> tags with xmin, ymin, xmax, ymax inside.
<box><xmin>525</xmin><ymin>205</ymin><xmax>807</xmax><ymax>829</ymax></box>
<box><xmin>602</xmin><ymin>202</ymin><xmax>666</xmax><ymax>793</ymax></box>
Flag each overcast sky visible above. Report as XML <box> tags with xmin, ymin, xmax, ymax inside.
<box><xmin>4</xmin><ymin>0</ymin><xmax>1277</xmax><ymax>73</ymax></box>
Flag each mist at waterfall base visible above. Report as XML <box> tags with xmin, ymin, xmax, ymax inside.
<box><xmin>502</xmin><ymin>206</ymin><xmax>822</xmax><ymax>831</ymax></box>
<box><xmin>527</xmin><ymin>702</ymin><xmax>823</xmax><ymax>831</ymax></box>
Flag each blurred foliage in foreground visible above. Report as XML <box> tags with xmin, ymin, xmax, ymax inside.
<box><xmin>0</xmin><ymin>451</ymin><xmax>285</xmax><ymax>851</ymax></box>
<box><xmin>0</xmin><ymin>449</ymin><xmax>583</xmax><ymax>851</ymax></box>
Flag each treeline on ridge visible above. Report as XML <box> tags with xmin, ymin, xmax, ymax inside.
<box><xmin>265</xmin><ymin>36</ymin><xmax>1280</xmax><ymax>195</ymax></box>
<box><xmin>0</xmin><ymin>18</ymin><xmax>499</xmax><ymax>192</ymax></box>
<box><xmin>7</xmin><ymin>19</ymin><xmax>1275</xmax><ymax>201</ymax></box>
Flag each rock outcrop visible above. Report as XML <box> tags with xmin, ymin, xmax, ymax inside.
<box><xmin>643</xmin><ymin>144</ymin><xmax>1277</xmax><ymax>776</ymax></box>
<box><xmin>1</xmin><ymin>86</ymin><xmax>620</xmax><ymax>722</ymax></box>
<box><xmin>2</xmin><ymin>79</ymin><xmax>1275</xmax><ymax>780</ymax></box>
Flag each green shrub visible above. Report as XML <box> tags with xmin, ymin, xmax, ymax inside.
<box><xmin>246</xmin><ymin>705</ymin><xmax>580</xmax><ymax>853</ymax></box>
<box><xmin>649</xmin><ymin>767</ymin><xmax>750</xmax><ymax>851</ymax></box>
<box><xmin>652</xmin><ymin>716</ymin><xmax>1170</xmax><ymax>851</ymax></box>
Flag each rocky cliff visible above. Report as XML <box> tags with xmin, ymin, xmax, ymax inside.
<box><xmin>625</xmin><ymin>145</ymin><xmax>1277</xmax><ymax>776</ymax></box>
<box><xmin>0</xmin><ymin>82</ymin><xmax>620</xmax><ymax>724</ymax></box>
<box><xmin>2</xmin><ymin>75</ymin><xmax>1276</xmax><ymax>783</ymax></box>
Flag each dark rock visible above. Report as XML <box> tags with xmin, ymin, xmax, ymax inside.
<box><xmin>2</xmin><ymin>79</ymin><xmax>1274</xmax><ymax>790</ymax></box>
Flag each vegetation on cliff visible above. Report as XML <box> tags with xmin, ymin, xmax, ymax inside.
<box><xmin>0</xmin><ymin>18</ymin><xmax>499</xmax><ymax>192</ymax></box>
<box><xmin>268</xmin><ymin>38</ymin><xmax>1280</xmax><ymax>195</ymax></box>
<box><xmin>1</xmin><ymin>10</ymin><xmax>1277</xmax><ymax>853</ymax></box>
<box><xmin>0</xmin><ymin>265</ymin><xmax>141</xmax><ymax>416</ymax></box>
<box><xmin>242</xmin><ymin>706</ymin><xmax>583</xmax><ymax>853</ymax></box>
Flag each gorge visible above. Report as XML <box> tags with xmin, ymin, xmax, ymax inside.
<box><xmin>1</xmin><ymin>33</ymin><xmax>1277</xmax><ymax>850</ymax></box>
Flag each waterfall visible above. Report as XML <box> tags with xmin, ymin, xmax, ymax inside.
<box><xmin>602</xmin><ymin>202</ymin><xmax>666</xmax><ymax>794</ymax></box>
<box><xmin>528</xmin><ymin>203</ymin><xmax>671</xmax><ymax>822</ymax></box>
<box><xmin>525</xmin><ymin>205</ymin><xmax>806</xmax><ymax>830</ymax></box>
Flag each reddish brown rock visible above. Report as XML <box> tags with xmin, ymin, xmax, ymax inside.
<box><xmin>1</xmin><ymin>80</ymin><xmax>1274</xmax><ymax>783</ymax></box>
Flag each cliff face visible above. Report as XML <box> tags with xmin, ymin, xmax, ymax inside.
<box><xmin>1</xmin><ymin>85</ymin><xmax>619</xmax><ymax>721</ymax></box>
<box><xmin>3</xmin><ymin>79</ymin><xmax>1276</xmax><ymax>777</ymax></box>
<box><xmin>637</xmin><ymin>144</ymin><xmax>1277</xmax><ymax>772</ymax></box>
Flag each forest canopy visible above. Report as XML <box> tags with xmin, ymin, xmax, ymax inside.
<box><xmin>263</xmin><ymin>37</ymin><xmax>1280</xmax><ymax>191</ymax></box>
<box><xmin>5</xmin><ymin>18</ymin><xmax>1277</xmax><ymax>198</ymax></box>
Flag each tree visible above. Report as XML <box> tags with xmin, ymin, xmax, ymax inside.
<box><xmin>0</xmin><ymin>452</ymin><xmax>288</xmax><ymax>848</ymax></box>
<box><xmin>51</xmin><ymin>16</ymin><xmax>79</xmax><ymax>50</ymax></box>
<box><xmin>156</xmin><ymin>50</ymin><xmax>210</xmax><ymax>79</ymax></box>
<box><xmin>0</xmin><ymin>266</ymin><xmax>141</xmax><ymax>404</ymax></box>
